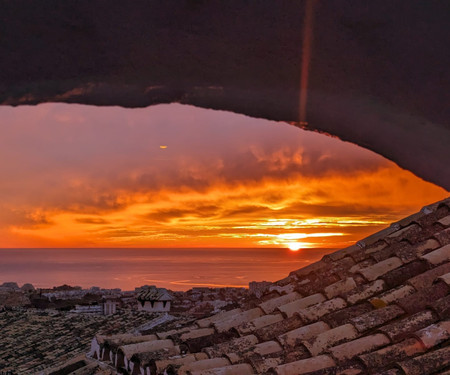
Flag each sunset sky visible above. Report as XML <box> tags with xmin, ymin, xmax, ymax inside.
<box><xmin>0</xmin><ymin>103</ymin><xmax>447</xmax><ymax>250</ymax></box>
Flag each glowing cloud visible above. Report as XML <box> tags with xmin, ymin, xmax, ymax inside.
<box><xmin>0</xmin><ymin>103</ymin><xmax>447</xmax><ymax>248</ymax></box>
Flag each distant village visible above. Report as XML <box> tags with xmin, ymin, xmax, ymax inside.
<box><xmin>0</xmin><ymin>280</ymin><xmax>270</xmax><ymax>317</ymax></box>
<box><xmin>0</xmin><ymin>279</ymin><xmax>280</xmax><ymax>373</ymax></box>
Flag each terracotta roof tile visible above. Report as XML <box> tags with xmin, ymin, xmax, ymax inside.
<box><xmin>259</xmin><ymin>290</ymin><xmax>281</xmax><ymax>302</ymax></box>
<box><xmin>349</xmin><ymin>305</ymin><xmax>405</xmax><ymax>333</ymax></box>
<box><xmin>429</xmin><ymin>294</ymin><xmax>450</xmax><ymax>319</ymax></box>
<box><xmin>393</xmin><ymin>210</ymin><xmax>426</xmax><ymax>228</ymax></box>
<box><xmin>349</xmin><ymin>258</ymin><xmax>376</xmax><ymax>274</ymax></box>
<box><xmin>253</xmin><ymin>340</ymin><xmax>283</xmax><ymax>356</ymax></box>
<box><xmin>180</xmin><ymin>328</ymin><xmax>215</xmax><ymax>341</ymax></box>
<box><xmin>295</xmin><ymin>273</ymin><xmax>341</xmax><ymax>296</ymax></box>
<box><xmin>412</xmin><ymin>320</ymin><xmax>450</xmax><ymax>349</ymax></box>
<box><xmin>328</xmin><ymin>333</ymin><xmax>390</xmax><ymax>362</ymax></box>
<box><xmin>402</xmin><ymin>225</ymin><xmax>437</xmax><ymax>245</ymax></box>
<box><xmin>275</xmin><ymin>274</ymin><xmax>298</xmax><ymax>287</ymax></box>
<box><xmin>434</xmin><ymin>227</ymin><xmax>450</xmax><ymax>246</ymax></box>
<box><xmin>289</xmin><ymin>260</ymin><xmax>329</xmax><ymax>279</ymax></box>
<box><xmin>358</xmin><ymin>337</ymin><xmax>425</xmax><ymax>369</ymax></box>
<box><xmin>283</xmin><ymin>346</ymin><xmax>311</xmax><ymax>363</ymax></box>
<box><xmin>420</xmin><ymin>244</ymin><xmax>450</xmax><ymax>265</ymax></box>
<box><xmin>224</xmin><ymin>352</ymin><xmax>242</xmax><ymax>364</ymax></box>
<box><xmin>214</xmin><ymin>307</ymin><xmax>263</xmax><ymax>332</ymax></box>
<box><xmin>395</xmin><ymin>238</ymin><xmax>440</xmax><ymax>263</ymax></box>
<box><xmin>184</xmin><ymin>330</ymin><xmax>239</xmax><ymax>353</ymax></box>
<box><xmin>154</xmin><ymin>353</ymin><xmax>207</xmax><ymax>374</ymax></box>
<box><xmin>254</xmin><ymin>314</ymin><xmax>303</xmax><ymax>342</ymax></box>
<box><xmin>156</xmin><ymin>326</ymin><xmax>193</xmax><ymax>339</ymax></box>
<box><xmin>386</xmin><ymin>224</ymin><xmax>421</xmax><ymax>243</ymax></box>
<box><xmin>381</xmin><ymin>260</ymin><xmax>429</xmax><ymax>289</ymax></box>
<box><xmin>358</xmin><ymin>257</ymin><xmax>403</xmax><ymax>282</ymax></box>
<box><xmin>298</xmin><ymin>298</ymin><xmax>348</xmax><ymax>323</ymax></box>
<box><xmin>438</xmin><ymin>272</ymin><xmax>450</xmax><ymax>286</ymax></box>
<box><xmin>203</xmin><ymin>335</ymin><xmax>259</xmax><ymax>358</ymax></box>
<box><xmin>288</xmin><ymin>362</ymin><xmax>365</xmax><ymax>375</ymax></box>
<box><xmin>303</xmin><ymin>324</ymin><xmax>358</xmax><ymax>356</ymax></box>
<box><xmin>322</xmin><ymin>302</ymin><xmax>373</xmax><ymax>328</ymax></box>
<box><xmin>277</xmin><ymin>321</ymin><xmax>330</xmax><ymax>348</ymax></box>
<box><xmin>179</xmin><ymin>357</ymin><xmax>230</xmax><ymax>374</ymax></box>
<box><xmin>407</xmin><ymin>262</ymin><xmax>450</xmax><ymax>289</ymax></box>
<box><xmin>396</xmin><ymin>281</ymin><xmax>448</xmax><ymax>314</ymax></box>
<box><xmin>321</xmin><ymin>245</ymin><xmax>362</xmax><ymax>263</ymax></box>
<box><xmin>278</xmin><ymin>293</ymin><xmax>326</xmax><ymax>318</ymax></box>
<box><xmin>359</xmin><ymin>226</ymin><xmax>399</xmax><ymax>249</ymax></box>
<box><xmin>189</xmin><ymin>363</ymin><xmax>255</xmax><ymax>375</ymax></box>
<box><xmin>273</xmin><ymin>355</ymin><xmax>336</xmax><ymax>375</ymax></box>
<box><xmin>269</xmin><ymin>283</ymin><xmax>296</xmax><ymax>295</ymax></box>
<box><xmin>327</xmin><ymin>257</ymin><xmax>357</xmax><ymax>278</ymax></box>
<box><xmin>396</xmin><ymin>346</ymin><xmax>450</xmax><ymax>375</ymax></box>
<box><xmin>438</xmin><ymin>215</ymin><xmax>450</xmax><ymax>227</ymax></box>
<box><xmin>72</xmin><ymin>197</ymin><xmax>450</xmax><ymax>375</ymax></box>
<box><xmin>365</xmin><ymin>241</ymin><xmax>389</xmax><ymax>256</ymax></box>
<box><xmin>324</xmin><ymin>278</ymin><xmax>357</xmax><ymax>299</ymax></box>
<box><xmin>196</xmin><ymin>308</ymin><xmax>242</xmax><ymax>328</ymax></box>
<box><xmin>372</xmin><ymin>285</ymin><xmax>415</xmax><ymax>305</ymax></box>
<box><xmin>369</xmin><ymin>241</ymin><xmax>407</xmax><ymax>263</ymax></box>
<box><xmin>377</xmin><ymin>310</ymin><xmax>438</xmax><ymax>342</ymax></box>
<box><xmin>416</xmin><ymin>205</ymin><xmax>450</xmax><ymax>227</ymax></box>
<box><xmin>245</xmin><ymin>355</ymin><xmax>279</xmax><ymax>373</ymax></box>
<box><xmin>259</xmin><ymin>292</ymin><xmax>302</xmax><ymax>314</ymax></box>
<box><xmin>344</xmin><ymin>280</ymin><xmax>386</xmax><ymax>305</ymax></box>
<box><xmin>371</xmin><ymin>370</ymin><xmax>403</xmax><ymax>375</ymax></box>
<box><xmin>237</xmin><ymin>313</ymin><xmax>284</xmax><ymax>335</ymax></box>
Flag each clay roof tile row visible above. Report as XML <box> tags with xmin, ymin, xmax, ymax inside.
<box><xmin>74</xmin><ymin>197</ymin><xmax>450</xmax><ymax>375</ymax></box>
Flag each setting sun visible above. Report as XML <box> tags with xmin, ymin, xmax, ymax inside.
<box><xmin>288</xmin><ymin>243</ymin><xmax>302</xmax><ymax>251</ymax></box>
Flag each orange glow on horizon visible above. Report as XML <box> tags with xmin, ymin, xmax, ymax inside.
<box><xmin>6</xmin><ymin>164</ymin><xmax>447</xmax><ymax>249</ymax></box>
<box><xmin>0</xmin><ymin>103</ymin><xmax>448</xmax><ymax>250</ymax></box>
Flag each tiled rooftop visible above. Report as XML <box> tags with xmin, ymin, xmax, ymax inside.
<box><xmin>46</xmin><ymin>197</ymin><xmax>450</xmax><ymax>374</ymax></box>
<box><xmin>0</xmin><ymin>309</ymin><xmax>160</xmax><ymax>374</ymax></box>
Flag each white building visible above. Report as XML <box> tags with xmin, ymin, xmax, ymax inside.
<box><xmin>103</xmin><ymin>299</ymin><xmax>119</xmax><ymax>315</ymax></box>
<box><xmin>73</xmin><ymin>305</ymin><xmax>103</xmax><ymax>314</ymax></box>
<box><xmin>137</xmin><ymin>286</ymin><xmax>172</xmax><ymax>313</ymax></box>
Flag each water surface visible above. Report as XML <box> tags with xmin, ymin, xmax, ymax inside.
<box><xmin>0</xmin><ymin>248</ymin><xmax>333</xmax><ymax>291</ymax></box>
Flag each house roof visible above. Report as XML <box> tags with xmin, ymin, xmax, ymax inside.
<box><xmin>137</xmin><ymin>287</ymin><xmax>173</xmax><ymax>302</ymax></box>
<box><xmin>49</xmin><ymin>196</ymin><xmax>450</xmax><ymax>374</ymax></box>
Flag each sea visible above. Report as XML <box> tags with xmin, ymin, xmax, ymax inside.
<box><xmin>0</xmin><ymin>248</ymin><xmax>335</xmax><ymax>291</ymax></box>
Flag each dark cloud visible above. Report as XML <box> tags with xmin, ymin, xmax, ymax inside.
<box><xmin>75</xmin><ymin>217</ymin><xmax>110</xmax><ymax>225</ymax></box>
<box><xmin>0</xmin><ymin>206</ymin><xmax>53</xmax><ymax>228</ymax></box>
<box><xmin>0</xmin><ymin>103</ymin><xmax>389</xmax><ymax>214</ymax></box>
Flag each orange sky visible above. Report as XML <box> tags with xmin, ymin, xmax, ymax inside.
<box><xmin>0</xmin><ymin>103</ymin><xmax>447</xmax><ymax>250</ymax></box>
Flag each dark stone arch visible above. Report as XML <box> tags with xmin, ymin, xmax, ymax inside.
<box><xmin>0</xmin><ymin>1</ymin><xmax>448</xmax><ymax>189</ymax></box>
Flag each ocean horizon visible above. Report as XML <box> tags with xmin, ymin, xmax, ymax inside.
<box><xmin>0</xmin><ymin>247</ymin><xmax>335</xmax><ymax>291</ymax></box>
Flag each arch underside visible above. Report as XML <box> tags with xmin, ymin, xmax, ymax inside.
<box><xmin>1</xmin><ymin>1</ymin><xmax>448</xmax><ymax>190</ymax></box>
